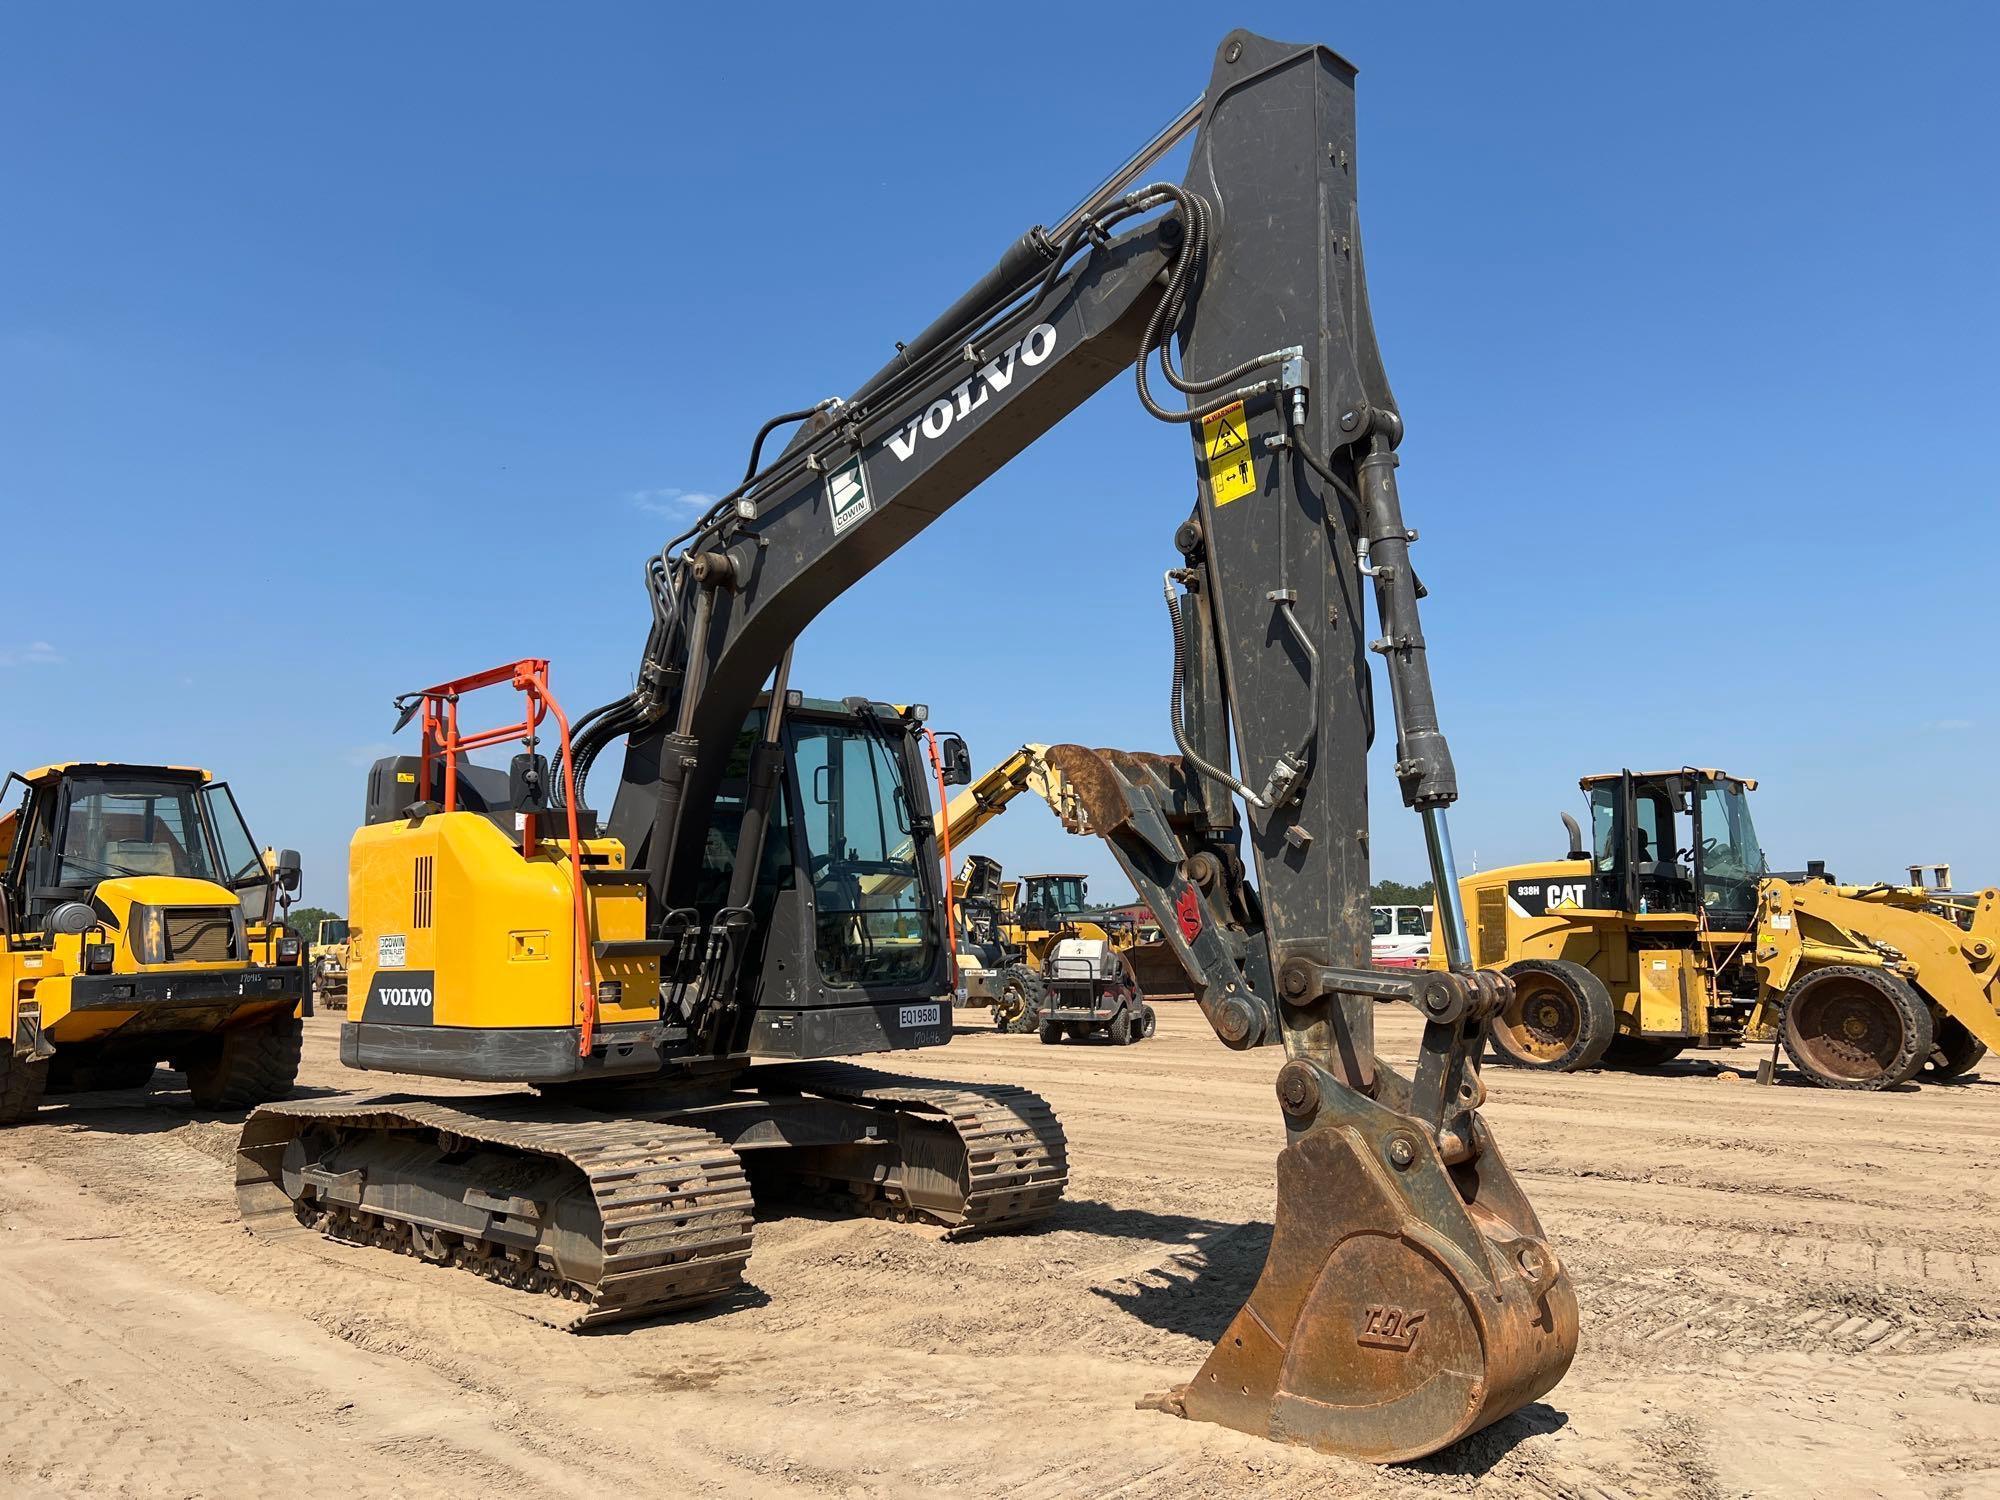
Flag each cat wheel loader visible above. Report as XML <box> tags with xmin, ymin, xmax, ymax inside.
<box><xmin>1452</xmin><ymin>767</ymin><xmax>1996</xmax><ymax>1090</ymax></box>
<box><xmin>0</xmin><ymin>763</ymin><xmax>307</xmax><ymax>1121</ymax></box>
<box><xmin>236</xmin><ymin>32</ymin><xmax>1575</xmax><ymax>1463</ymax></box>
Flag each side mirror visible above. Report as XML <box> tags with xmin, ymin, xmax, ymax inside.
<box><xmin>938</xmin><ymin>734</ymin><xmax>972</xmax><ymax>787</ymax></box>
<box><xmin>274</xmin><ymin>849</ymin><xmax>303</xmax><ymax>894</ymax></box>
<box><xmin>510</xmin><ymin>752</ymin><xmax>551</xmax><ymax>811</ymax></box>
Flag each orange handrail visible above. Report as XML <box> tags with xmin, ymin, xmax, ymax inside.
<box><xmin>404</xmin><ymin>658</ymin><xmax>600</xmax><ymax>1057</ymax></box>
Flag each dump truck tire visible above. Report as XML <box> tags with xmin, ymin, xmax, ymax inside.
<box><xmin>1923</xmin><ymin>1016</ymin><xmax>1986</xmax><ymax>1083</ymax></box>
<box><xmin>0</xmin><ymin>1053</ymin><xmax>47</xmax><ymax>1125</ymax></box>
<box><xmin>1780</xmin><ymin>965</ymin><xmax>1932</xmax><ymax>1091</ymax></box>
<box><xmin>183</xmin><ymin>1017</ymin><xmax>304</xmax><ymax>1109</ymax></box>
<box><xmin>1602</xmin><ymin>1034</ymin><xmax>1687</xmax><ymax>1069</ymax></box>
<box><xmin>1491</xmin><ymin>959</ymin><xmax>1616</xmax><ymax>1072</ymax></box>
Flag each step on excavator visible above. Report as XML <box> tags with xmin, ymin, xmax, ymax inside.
<box><xmin>238</xmin><ymin>31</ymin><xmax>1576</xmax><ymax>1463</ymax></box>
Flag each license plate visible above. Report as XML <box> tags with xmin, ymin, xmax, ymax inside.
<box><xmin>899</xmin><ymin>1003</ymin><xmax>941</xmax><ymax>1029</ymax></box>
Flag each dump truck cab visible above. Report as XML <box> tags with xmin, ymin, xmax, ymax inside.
<box><xmin>0</xmin><ymin>762</ymin><xmax>307</xmax><ymax>1121</ymax></box>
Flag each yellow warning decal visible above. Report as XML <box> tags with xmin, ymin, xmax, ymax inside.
<box><xmin>1201</xmin><ymin>401</ymin><xmax>1256</xmax><ymax>505</ymax></box>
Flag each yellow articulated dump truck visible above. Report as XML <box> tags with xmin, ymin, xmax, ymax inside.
<box><xmin>1446</xmin><ymin>767</ymin><xmax>1995</xmax><ymax>1091</ymax></box>
<box><xmin>0</xmin><ymin>762</ymin><xmax>307</xmax><ymax>1121</ymax></box>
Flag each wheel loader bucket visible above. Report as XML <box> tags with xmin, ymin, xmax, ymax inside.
<box><xmin>1146</xmin><ymin>1061</ymin><xmax>1578</xmax><ymax>1463</ymax></box>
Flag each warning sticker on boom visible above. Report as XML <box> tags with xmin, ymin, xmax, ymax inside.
<box><xmin>1201</xmin><ymin>401</ymin><xmax>1256</xmax><ymax>505</ymax></box>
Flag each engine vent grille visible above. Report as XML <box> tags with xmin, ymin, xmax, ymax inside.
<box><xmin>413</xmin><ymin>855</ymin><xmax>434</xmax><ymax>929</ymax></box>
<box><xmin>1477</xmin><ymin>887</ymin><xmax>1508</xmax><ymax>968</ymax></box>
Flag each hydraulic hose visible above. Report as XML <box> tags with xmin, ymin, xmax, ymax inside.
<box><xmin>1164</xmin><ymin>573</ymin><xmax>1264</xmax><ymax>808</ymax></box>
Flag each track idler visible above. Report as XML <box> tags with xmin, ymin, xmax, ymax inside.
<box><xmin>1146</xmin><ymin>978</ymin><xmax>1577</xmax><ymax>1462</ymax></box>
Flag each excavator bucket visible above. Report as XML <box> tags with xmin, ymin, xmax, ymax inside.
<box><xmin>1047</xmin><ymin>745</ymin><xmax>1577</xmax><ymax>1462</ymax></box>
<box><xmin>1148</xmin><ymin>1060</ymin><xmax>1577</xmax><ymax>1462</ymax></box>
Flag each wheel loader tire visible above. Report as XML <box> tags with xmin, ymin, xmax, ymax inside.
<box><xmin>1780</xmin><ymin>966</ymin><xmax>1932</xmax><ymax>1091</ymax></box>
<box><xmin>0</xmin><ymin>1052</ymin><xmax>48</xmax><ymax>1125</ymax></box>
<box><xmin>1491</xmin><ymin>959</ymin><xmax>1616</xmax><ymax>1072</ymax></box>
<box><xmin>1922</xmin><ymin>1016</ymin><xmax>1986</xmax><ymax>1083</ymax></box>
<box><xmin>1601</xmin><ymin>1034</ymin><xmax>1687</xmax><ymax>1070</ymax></box>
<box><xmin>994</xmin><ymin>964</ymin><xmax>1046</xmax><ymax>1035</ymax></box>
<box><xmin>1038</xmin><ymin>1018</ymin><xmax>1062</xmax><ymax>1045</ymax></box>
<box><xmin>183</xmin><ymin>1017</ymin><xmax>303</xmax><ymax>1109</ymax></box>
<box><xmin>1108</xmin><ymin>1009</ymin><xmax>1132</xmax><ymax>1046</ymax></box>
<box><xmin>1139</xmin><ymin>1004</ymin><xmax>1158</xmax><ymax>1040</ymax></box>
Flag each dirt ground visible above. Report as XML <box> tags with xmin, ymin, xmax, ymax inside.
<box><xmin>1</xmin><ymin>1005</ymin><xmax>1995</xmax><ymax>1500</ymax></box>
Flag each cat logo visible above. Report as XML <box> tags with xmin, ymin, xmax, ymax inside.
<box><xmin>1508</xmin><ymin>879</ymin><xmax>1590</xmax><ymax>918</ymax></box>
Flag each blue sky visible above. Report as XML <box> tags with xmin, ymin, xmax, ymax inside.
<box><xmin>3</xmin><ymin>3</ymin><xmax>1995</xmax><ymax>911</ymax></box>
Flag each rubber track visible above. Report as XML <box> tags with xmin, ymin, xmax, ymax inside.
<box><xmin>768</xmin><ymin>1062</ymin><xmax>1069</xmax><ymax>1231</ymax></box>
<box><xmin>239</xmin><ymin>1095</ymin><xmax>754</xmax><ymax>1329</ymax></box>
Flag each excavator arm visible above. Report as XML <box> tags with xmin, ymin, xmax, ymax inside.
<box><xmin>574</xmin><ymin>30</ymin><xmax>1574</xmax><ymax>1461</ymax></box>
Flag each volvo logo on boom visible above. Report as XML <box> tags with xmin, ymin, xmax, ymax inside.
<box><xmin>883</xmin><ymin>322</ymin><xmax>1058</xmax><ymax>464</ymax></box>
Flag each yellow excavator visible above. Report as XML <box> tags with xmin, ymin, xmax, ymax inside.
<box><xmin>237</xmin><ymin>33</ymin><xmax>1575</xmax><ymax>1464</ymax></box>
<box><xmin>1452</xmin><ymin>766</ymin><xmax>1995</xmax><ymax>1089</ymax></box>
<box><xmin>0</xmin><ymin>762</ymin><xmax>307</xmax><ymax>1119</ymax></box>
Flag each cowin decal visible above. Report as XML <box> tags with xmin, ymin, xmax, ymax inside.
<box><xmin>883</xmin><ymin>322</ymin><xmax>1057</xmax><ymax>464</ymax></box>
<box><xmin>827</xmin><ymin>455</ymin><xmax>873</xmax><ymax>535</ymax></box>
<box><xmin>361</xmin><ymin>968</ymin><xmax>436</xmax><ymax>1025</ymax></box>
<box><xmin>1508</xmin><ymin>879</ymin><xmax>1589</xmax><ymax>919</ymax></box>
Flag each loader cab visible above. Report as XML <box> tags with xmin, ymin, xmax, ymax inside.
<box><xmin>1017</xmin><ymin>873</ymin><xmax>1089</xmax><ymax>931</ymax></box>
<box><xmin>1581</xmin><ymin>769</ymin><xmax>1765</xmax><ymax>930</ymax></box>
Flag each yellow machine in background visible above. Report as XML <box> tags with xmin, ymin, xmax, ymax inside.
<box><xmin>932</xmin><ymin>744</ymin><xmax>1149</xmax><ymax>1031</ymax></box>
<box><xmin>309</xmin><ymin>915</ymin><xmax>350</xmax><ymax>1010</ymax></box>
<box><xmin>0</xmin><ymin>762</ymin><xmax>307</xmax><ymax>1120</ymax></box>
<box><xmin>1449</xmin><ymin>767</ymin><xmax>1995</xmax><ymax>1089</ymax></box>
